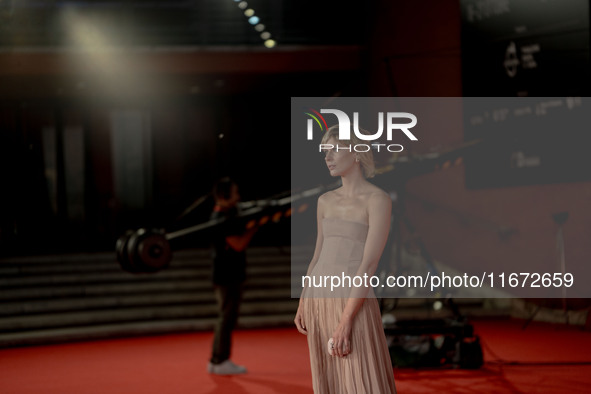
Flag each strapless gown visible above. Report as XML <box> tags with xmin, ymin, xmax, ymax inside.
<box><xmin>302</xmin><ymin>217</ymin><xmax>396</xmax><ymax>394</ymax></box>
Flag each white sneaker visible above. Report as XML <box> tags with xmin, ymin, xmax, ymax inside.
<box><xmin>208</xmin><ymin>359</ymin><xmax>247</xmax><ymax>375</ymax></box>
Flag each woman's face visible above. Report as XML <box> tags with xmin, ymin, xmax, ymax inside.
<box><xmin>323</xmin><ymin>137</ymin><xmax>357</xmax><ymax>177</ymax></box>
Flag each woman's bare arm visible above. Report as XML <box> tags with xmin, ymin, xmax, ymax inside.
<box><xmin>305</xmin><ymin>194</ymin><xmax>327</xmax><ymax>276</ymax></box>
<box><xmin>294</xmin><ymin>194</ymin><xmax>327</xmax><ymax>334</ymax></box>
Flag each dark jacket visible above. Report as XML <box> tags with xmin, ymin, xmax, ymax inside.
<box><xmin>210</xmin><ymin>206</ymin><xmax>247</xmax><ymax>285</ymax></box>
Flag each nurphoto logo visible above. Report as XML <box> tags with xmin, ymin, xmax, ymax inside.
<box><xmin>304</xmin><ymin>108</ymin><xmax>418</xmax><ymax>152</ymax></box>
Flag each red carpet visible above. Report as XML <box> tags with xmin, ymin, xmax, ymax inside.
<box><xmin>1</xmin><ymin>318</ymin><xmax>590</xmax><ymax>393</ymax></box>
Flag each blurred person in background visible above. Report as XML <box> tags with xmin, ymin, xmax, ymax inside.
<box><xmin>207</xmin><ymin>177</ymin><xmax>257</xmax><ymax>375</ymax></box>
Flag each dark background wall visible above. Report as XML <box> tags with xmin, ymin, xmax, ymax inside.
<box><xmin>368</xmin><ymin>0</ymin><xmax>590</xmax><ymax>285</ymax></box>
<box><xmin>0</xmin><ymin>0</ymin><xmax>368</xmax><ymax>253</ymax></box>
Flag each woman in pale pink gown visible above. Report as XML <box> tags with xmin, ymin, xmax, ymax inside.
<box><xmin>295</xmin><ymin>125</ymin><xmax>397</xmax><ymax>393</ymax></box>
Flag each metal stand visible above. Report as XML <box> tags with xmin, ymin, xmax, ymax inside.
<box><xmin>378</xmin><ymin>180</ymin><xmax>461</xmax><ymax>318</ymax></box>
<box><xmin>522</xmin><ymin>212</ymin><xmax>569</xmax><ymax>329</ymax></box>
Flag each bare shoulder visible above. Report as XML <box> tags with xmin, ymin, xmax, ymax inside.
<box><xmin>318</xmin><ymin>189</ymin><xmax>337</xmax><ymax>205</ymax></box>
<box><xmin>367</xmin><ymin>185</ymin><xmax>391</xmax><ymax>204</ymax></box>
<box><xmin>317</xmin><ymin>190</ymin><xmax>333</xmax><ymax>215</ymax></box>
<box><xmin>366</xmin><ymin>187</ymin><xmax>392</xmax><ymax>216</ymax></box>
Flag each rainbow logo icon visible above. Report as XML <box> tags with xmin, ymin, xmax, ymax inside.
<box><xmin>304</xmin><ymin>108</ymin><xmax>328</xmax><ymax>131</ymax></box>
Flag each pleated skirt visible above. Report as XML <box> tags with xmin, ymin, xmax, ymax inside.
<box><xmin>302</xmin><ymin>297</ymin><xmax>397</xmax><ymax>394</ymax></box>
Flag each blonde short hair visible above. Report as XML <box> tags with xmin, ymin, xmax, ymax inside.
<box><xmin>321</xmin><ymin>124</ymin><xmax>375</xmax><ymax>178</ymax></box>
